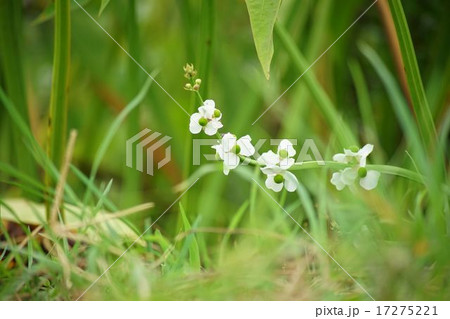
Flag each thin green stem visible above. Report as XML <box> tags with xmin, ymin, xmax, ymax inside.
<box><xmin>239</xmin><ymin>155</ymin><xmax>424</xmax><ymax>184</ymax></box>
<box><xmin>46</xmin><ymin>0</ymin><xmax>71</xmax><ymax>220</ymax></box>
<box><xmin>195</xmin><ymin>91</ymin><xmax>204</xmax><ymax>104</ymax></box>
<box><xmin>122</xmin><ymin>0</ymin><xmax>143</xmax><ymax>207</ymax></box>
<box><xmin>197</xmin><ymin>0</ymin><xmax>215</xmax><ymax>98</ymax></box>
<box><xmin>47</xmin><ymin>0</ymin><xmax>71</xmax><ymax>170</ymax></box>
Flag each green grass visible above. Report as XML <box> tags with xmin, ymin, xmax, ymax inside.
<box><xmin>46</xmin><ymin>0</ymin><xmax>71</xmax><ymax>219</ymax></box>
<box><xmin>0</xmin><ymin>0</ymin><xmax>449</xmax><ymax>301</ymax></box>
<box><xmin>0</xmin><ymin>0</ymin><xmax>38</xmax><ymax>199</ymax></box>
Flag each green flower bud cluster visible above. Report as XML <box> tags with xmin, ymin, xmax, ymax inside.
<box><xmin>183</xmin><ymin>63</ymin><xmax>197</xmax><ymax>79</ymax></box>
<box><xmin>183</xmin><ymin>64</ymin><xmax>202</xmax><ymax>91</ymax></box>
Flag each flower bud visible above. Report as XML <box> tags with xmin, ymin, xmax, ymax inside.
<box><xmin>358</xmin><ymin>167</ymin><xmax>367</xmax><ymax>178</ymax></box>
<box><xmin>274</xmin><ymin>174</ymin><xmax>284</xmax><ymax>184</ymax></box>
<box><xmin>349</xmin><ymin>145</ymin><xmax>359</xmax><ymax>152</ymax></box>
<box><xmin>184</xmin><ymin>83</ymin><xmax>192</xmax><ymax>90</ymax></box>
<box><xmin>198</xmin><ymin>117</ymin><xmax>208</xmax><ymax>127</ymax></box>
<box><xmin>193</xmin><ymin>84</ymin><xmax>200</xmax><ymax>91</ymax></box>
<box><xmin>231</xmin><ymin>144</ymin><xmax>241</xmax><ymax>154</ymax></box>
<box><xmin>183</xmin><ymin>63</ymin><xmax>197</xmax><ymax>79</ymax></box>
<box><xmin>278</xmin><ymin>149</ymin><xmax>288</xmax><ymax>158</ymax></box>
<box><xmin>195</xmin><ymin>78</ymin><xmax>202</xmax><ymax>85</ymax></box>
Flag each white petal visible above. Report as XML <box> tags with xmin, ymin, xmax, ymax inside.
<box><xmin>223</xmin><ymin>152</ymin><xmax>240</xmax><ymax>170</ymax></box>
<box><xmin>203</xmin><ymin>99</ymin><xmax>215</xmax><ymax>109</ymax></box>
<box><xmin>204</xmin><ymin>122</ymin><xmax>218</xmax><ymax>136</ymax></box>
<box><xmin>344</xmin><ymin>149</ymin><xmax>358</xmax><ymax>157</ymax></box>
<box><xmin>222</xmin><ymin>133</ymin><xmax>236</xmax><ymax>152</ymax></box>
<box><xmin>189</xmin><ymin>122</ymin><xmax>202</xmax><ymax>134</ymax></box>
<box><xmin>199</xmin><ymin>100</ymin><xmax>215</xmax><ymax>118</ymax></box>
<box><xmin>278</xmin><ymin>139</ymin><xmax>296</xmax><ymax>157</ymax></box>
<box><xmin>358</xmin><ymin>144</ymin><xmax>374</xmax><ymax>167</ymax></box>
<box><xmin>189</xmin><ymin>113</ymin><xmax>202</xmax><ymax>134</ymax></box>
<box><xmin>358</xmin><ymin>144</ymin><xmax>374</xmax><ymax>157</ymax></box>
<box><xmin>198</xmin><ymin>106</ymin><xmax>208</xmax><ymax>118</ymax></box>
<box><xmin>261</xmin><ymin>165</ymin><xmax>283</xmax><ymax>176</ymax></box>
<box><xmin>237</xmin><ymin>135</ymin><xmax>255</xmax><ymax>156</ymax></box>
<box><xmin>330</xmin><ymin>172</ymin><xmax>346</xmax><ymax>191</ymax></box>
<box><xmin>279</xmin><ymin>157</ymin><xmax>294</xmax><ymax>170</ymax></box>
<box><xmin>283</xmin><ymin>171</ymin><xmax>298</xmax><ymax>192</ymax></box>
<box><xmin>359</xmin><ymin>170</ymin><xmax>380</xmax><ymax>190</ymax></box>
<box><xmin>257</xmin><ymin>151</ymin><xmax>279</xmax><ymax>166</ymax></box>
<box><xmin>265</xmin><ymin>175</ymin><xmax>283</xmax><ymax>192</ymax></box>
<box><xmin>210</xmin><ymin>118</ymin><xmax>223</xmax><ymax>129</ymax></box>
<box><xmin>223</xmin><ymin>164</ymin><xmax>230</xmax><ymax>176</ymax></box>
<box><xmin>190</xmin><ymin>112</ymin><xmax>201</xmax><ymax>122</ymax></box>
<box><xmin>341</xmin><ymin>167</ymin><xmax>357</xmax><ymax>185</ymax></box>
<box><xmin>212</xmin><ymin>144</ymin><xmax>224</xmax><ymax>160</ymax></box>
<box><xmin>332</xmin><ymin>153</ymin><xmax>347</xmax><ymax>163</ymax></box>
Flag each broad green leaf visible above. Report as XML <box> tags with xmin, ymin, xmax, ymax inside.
<box><xmin>245</xmin><ymin>0</ymin><xmax>281</xmax><ymax>80</ymax></box>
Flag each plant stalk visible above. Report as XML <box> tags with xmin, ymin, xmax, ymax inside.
<box><xmin>46</xmin><ymin>0</ymin><xmax>71</xmax><ymax>220</ymax></box>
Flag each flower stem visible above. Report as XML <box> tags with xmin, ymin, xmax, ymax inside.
<box><xmin>291</xmin><ymin>161</ymin><xmax>424</xmax><ymax>183</ymax></box>
<box><xmin>238</xmin><ymin>156</ymin><xmax>424</xmax><ymax>184</ymax></box>
<box><xmin>46</xmin><ymin>0</ymin><xmax>71</xmax><ymax>220</ymax></box>
<box><xmin>195</xmin><ymin>91</ymin><xmax>204</xmax><ymax>104</ymax></box>
<box><xmin>189</xmin><ymin>78</ymin><xmax>204</xmax><ymax>104</ymax></box>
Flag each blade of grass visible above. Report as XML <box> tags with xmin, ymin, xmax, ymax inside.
<box><xmin>50</xmin><ymin>130</ymin><xmax>77</xmax><ymax>225</ymax></box>
<box><xmin>376</xmin><ymin>0</ymin><xmax>413</xmax><ymax>110</ymax></box>
<box><xmin>122</xmin><ymin>0</ymin><xmax>144</xmax><ymax>207</ymax></box>
<box><xmin>47</xmin><ymin>0</ymin><xmax>71</xmax><ymax>173</ymax></box>
<box><xmin>0</xmin><ymin>0</ymin><xmax>38</xmax><ymax>198</ymax></box>
<box><xmin>197</xmin><ymin>0</ymin><xmax>215</xmax><ymax>98</ymax></box>
<box><xmin>46</xmin><ymin>0</ymin><xmax>71</xmax><ymax>219</ymax></box>
<box><xmin>219</xmin><ymin>200</ymin><xmax>249</xmax><ymax>263</ymax></box>
<box><xmin>360</xmin><ymin>44</ymin><xmax>425</xmax><ymax>168</ymax></box>
<box><xmin>83</xmin><ymin>76</ymin><xmax>155</xmax><ymax>205</ymax></box>
<box><xmin>99</xmin><ymin>0</ymin><xmax>111</xmax><ymax>16</ymax></box>
<box><xmin>361</xmin><ymin>43</ymin><xmax>446</xmax><ymax>234</ymax></box>
<box><xmin>178</xmin><ymin>203</ymin><xmax>201</xmax><ymax>271</ymax></box>
<box><xmin>387</xmin><ymin>0</ymin><xmax>437</xmax><ymax>150</ymax></box>
<box><xmin>274</xmin><ymin>23</ymin><xmax>356</xmax><ymax>147</ymax></box>
<box><xmin>0</xmin><ymin>87</ymin><xmax>80</xmax><ymax>205</ymax></box>
<box><xmin>282</xmin><ymin>0</ymin><xmax>331</xmax><ymax>138</ymax></box>
<box><xmin>348</xmin><ymin>59</ymin><xmax>380</xmax><ymax>148</ymax></box>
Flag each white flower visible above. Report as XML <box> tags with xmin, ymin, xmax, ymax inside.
<box><xmin>257</xmin><ymin>140</ymin><xmax>298</xmax><ymax>192</ymax></box>
<box><xmin>358</xmin><ymin>169</ymin><xmax>380</xmax><ymax>190</ymax></box>
<box><xmin>332</xmin><ymin>144</ymin><xmax>373</xmax><ymax>167</ymax></box>
<box><xmin>330</xmin><ymin>167</ymin><xmax>357</xmax><ymax>191</ymax></box>
<box><xmin>331</xmin><ymin>144</ymin><xmax>380</xmax><ymax>191</ymax></box>
<box><xmin>189</xmin><ymin>99</ymin><xmax>223</xmax><ymax>136</ymax></box>
<box><xmin>257</xmin><ymin>139</ymin><xmax>296</xmax><ymax>169</ymax></box>
<box><xmin>212</xmin><ymin>133</ymin><xmax>255</xmax><ymax>175</ymax></box>
<box><xmin>261</xmin><ymin>166</ymin><xmax>298</xmax><ymax>192</ymax></box>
